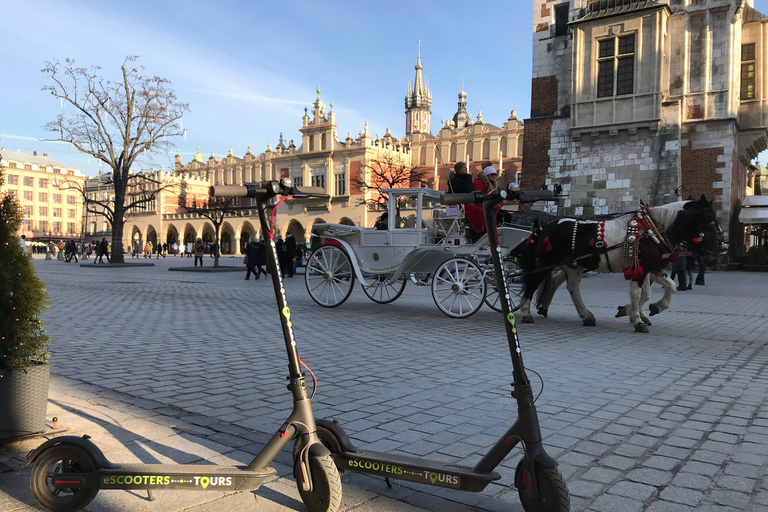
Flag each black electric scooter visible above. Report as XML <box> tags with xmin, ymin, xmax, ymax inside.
<box><xmin>296</xmin><ymin>185</ymin><xmax>571</xmax><ymax>511</ymax></box>
<box><xmin>27</xmin><ymin>180</ymin><xmax>343</xmax><ymax>512</ymax></box>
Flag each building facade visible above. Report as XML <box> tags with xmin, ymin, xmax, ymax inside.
<box><xmin>524</xmin><ymin>0</ymin><xmax>768</xmax><ymax>259</ymax></box>
<box><xmin>120</xmin><ymin>54</ymin><xmax>526</xmax><ymax>254</ymax></box>
<box><xmin>0</xmin><ymin>148</ymin><xmax>85</xmax><ymax>240</ymax></box>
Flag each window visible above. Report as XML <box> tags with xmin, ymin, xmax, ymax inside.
<box><xmin>311</xmin><ymin>174</ymin><xmax>325</xmax><ymax>189</ymax></box>
<box><xmin>66</xmin><ymin>195</ymin><xmax>75</xmax><ymax>205</ymax></box>
<box><xmin>741</xmin><ymin>43</ymin><xmax>756</xmax><ymax>100</ymax></box>
<box><xmin>450</xmin><ymin>142</ymin><xmax>457</xmax><ymax>162</ymax></box>
<box><xmin>38</xmin><ymin>207</ymin><xmax>48</xmax><ymax>216</ymax></box>
<box><xmin>23</xmin><ymin>177</ymin><xmax>33</xmax><ymax>186</ymax></box>
<box><xmin>52</xmin><ymin>221</ymin><xmax>61</xmax><ymax>233</ymax></box>
<box><xmin>53</xmin><ymin>208</ymin><xmax>62</xmax><ymax>217</ymax></box>
<box><xmin>309</xmin><ymin>135</ymin><xmax>315</xmax><ymax>152</ymax></box>
<box><xmin>89</xmin><ymin>222</ymin><xmax>96</xmax><ymax>234</ymax></box>
<box><xmin>7</xmin><ymin>189</ymin><xmax>17</xmax><ymax>198</ymax></box>
<box><xmin>467</xmin><ymin>141</ymin><xmax>474</xmax><ymax>161</ymax></box>
<box><xmin>500</xmin><ymin>137</ymin><xmax>508</xmax><ymax>158</ymax></box>
<box><xmin>67</xmin><ymin>222</ymin><xmax>76</xmax><ymax>234</ymax></box>
<box><xmin>554</xmin><ymin>3</ymin><xmax>569</xmax><ymax>37</ymax></box>
<box><xmin>39</xmin><ymin>166</ymin><xmax>46</xmax><ymax>172</ymax></box>
<box><xmin>482</xmin><ymin>138</ymin><xmax>490</xmax><ymax>159</ymax></box>
<box><xmin>24</xmin><ymin>164</ymin><xmax>32</xmax><ymax>170</ymax></box>
<box><xmin>7</xmin><ymin>174</ymin><xmax>18</xmax><ymax>185</ymax></box>
<box><xmin>597</xmin><ymin>34</ymin><xmax>635</xmax><ymax>98</ymax></box>
<box><xmin>67</xmin><ymin>170</ymin><xmax>74</xmax><ymax>176</ymax></box>
<box><xmin>67</xmin><ymin>209</ymin><xmax>75</xmax><ymax>219</ymax></box>
<box><xmin>293</xmin><ymin>176</ymin><xmax>303</xmax><ymax>187</ymax></box>
<box><xmin>419</xmin><ymin>147</ymin><xmax>427</xmax><ymax>165</ymax></box>
<box><xmin>53</xmin><ymin>193</ymin><xmax>62</xmax><ymax>203</ymax></box>
<box><xmin>38</xmin><ymin>220</ymin><xmax>48</xmax><ymax>233</ymax></box>
<box><xmin>9</xmin><ymin>162</ymin><xmax>17</xmax><ymax>168</ymax></box>
<box><xmin>54</xmin><ymin>168</ymin><xmax>61</xmax><ymax>174</ymax></box>
<box><xmin>39</xmin><ymin>178</ymin><xmax>49</xmax><ymax>188</ymax></box>
<box><xmin>321</xmin><ymin>133</ymin><xmax>327</xmax><ymax>150</ymax></box>
<box><xmin>335</xmin><ymin>173</ymin><xmax>346</xmax><ymax>196</ymax></box>
<box><xmin>22</xmin><ymin>219</ymin><xmax>30</xmax><ymax>230</ymax></box>
<box><xmin>24</xmin><ymin>205</ymin><xmax>33</xmax><ymax>216</ymax></box>
<box><xmin>23</xmin><ymin>191</ymin><xmax>33</xmax><ymax>201</ymax></box>
<box><xmin>38</xmin><ymin>192</ymin><xmax>48</xmax><ymax>202</ymax></box>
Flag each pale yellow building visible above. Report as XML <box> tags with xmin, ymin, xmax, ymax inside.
<box><xmin>0</xmin><ymin>148</ymin><xmax>85</xmax><ymax>240</ymax></box>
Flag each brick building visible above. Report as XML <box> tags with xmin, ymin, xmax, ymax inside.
<box><xmin>524</xmin><ymin>0</ymin><xmax>768</xmax><ymax>259</ymax></box>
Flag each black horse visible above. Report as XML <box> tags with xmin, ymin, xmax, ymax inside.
<box><xmin>515</xmin><ymin>196</ymin><xmax>722</xmax><ymax>332</ymax></box>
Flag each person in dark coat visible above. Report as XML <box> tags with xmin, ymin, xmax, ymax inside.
<box><xmin>99</xmin><ymin>238</ymin><xmax>110</xmax><ymax>263</ymax></box>
<box><xmin>244</xmin><ymin>240</ymin><xmax>260</xmax><ymax>280</ymax></box>
<box><xmin>256</xmin><ymin>238</ymin><xmax>269</xmax><ymax>277</ymax></box>
<box><xmin>275</xmin><ymin>236</ymin><xmax>287</xmax><ymax>278</ymax></box>
<box><xmin>448</xmin><ymin>162</ymin><xmax>474</xmax><ymax>193</ymax></box>
<box><xmin>284</xmin><ymin>233</ymin><xmax>297</xmax><ymax>277</ymax></box>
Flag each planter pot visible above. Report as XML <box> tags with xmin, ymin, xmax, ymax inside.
<box><xmin>0</xmin><ymin>363</ymin><xmax>50</xmax><ymax>441</ymax></box>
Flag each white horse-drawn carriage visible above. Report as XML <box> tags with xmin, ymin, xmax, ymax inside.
<box><xmin>304</xmin><ymin>188</ymin><xmax>531</xmax><ymax>318</ymax></box>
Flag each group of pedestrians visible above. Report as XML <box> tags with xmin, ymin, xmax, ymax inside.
<box><xmin>243</xmin><ymin>234</ymin><xmax>305</xmax><ymax>281</ymax></box>
<box><xmin>671</xmin><ymin>253</ymin><xmax>707</xmax><ymax>290</ymax></box>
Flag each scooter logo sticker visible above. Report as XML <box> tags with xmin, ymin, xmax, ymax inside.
<box><xmin>200</xmin><ymin>477</ymin><xmax>209</xmax><ymax>489</ymax></box>
<box><xmin>282</xmin><ymin>306</ymin><xmax>293</xmax><ymax>328</ymax></box>
<box><xmin>429</xmin><ymin>472</ymin><xmax>438</xmax><ymax>484</ymax></box>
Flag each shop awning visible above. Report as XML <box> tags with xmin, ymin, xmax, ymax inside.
<box><xmin>739</xmin><ymin>195</ymin><xmax>768</xmax><ymax>224</ymax></box>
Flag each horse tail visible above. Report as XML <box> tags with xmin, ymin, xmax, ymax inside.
<box><xmin>535</xmin><ymin>270</ymin><xmax>555</xmax><ymax>311</ymax></box>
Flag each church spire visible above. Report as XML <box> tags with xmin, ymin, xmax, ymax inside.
<box><xmin>404</xmin><ymin>40</ymin><xmax>432</xmax><ymax>135</ymax></box>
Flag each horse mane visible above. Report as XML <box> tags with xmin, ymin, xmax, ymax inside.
<box><xmin>648</xmin><ymin>201</ymin><xmax>689</xmax><ymax>229</ymax></box>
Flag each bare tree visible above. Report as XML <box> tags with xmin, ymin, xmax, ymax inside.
<box><xmin>351</xmin><ymin>151</ymin><xmax>430</xmax><ymax>209</ymax></box>
<box><xmin>42</xmin><ymin>56</ymin><xmax>189</xmax><ymax>263</ymax></box>
<box><xmin>178</xmin><ymin>191</ymin><xmax>244</xmax><ymax>268</ymax></box>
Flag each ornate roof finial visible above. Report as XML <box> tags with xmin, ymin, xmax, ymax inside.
<box><xmin>316</xmin><ymin>85</ymin><xmax>321</xmax><ymax>97</ymax></box>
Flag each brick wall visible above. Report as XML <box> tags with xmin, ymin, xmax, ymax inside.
<box><xmin>680</xmin><ymin>133</ymin><xmax>720</xmax><ymax>208</ymax></box>
<box><xmin>531</xmin><ymin>76</ymin><xmax>559</xmax><ymax>118</ymax></box>
<box><xmin>349</xmin><ymin>161</ymin><xmax>362</xmax><ymax>196</ymax></box>
<box><xmin>521</xmin><ymin>118</ymin><xmax>553</xmax><ymax>193</ymax></box>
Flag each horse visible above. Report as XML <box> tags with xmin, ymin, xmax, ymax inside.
<box><xmin>514</xmin><ymin>196</ymin><xmax>722</xmax><ymax>332</ymax></box>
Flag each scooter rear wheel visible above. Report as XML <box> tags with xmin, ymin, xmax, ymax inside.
<box><xmin>29</xmin><ymin>444</ymin><xmax>99</xmax><ymax>512</ymax></box>
<box><xmin>296</xmin><ymin>452</ymin><xmax>342</xmax><ymax>512</ymax></box>
<box><xmin>515</xmin><ymin>459</ymin><xmax>570</xmax><ymax>512</ymax></box>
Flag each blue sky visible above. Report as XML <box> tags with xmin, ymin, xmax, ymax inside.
<box><xmin>2</xmin><ymin>0</ymin><xmax>767</xmax><ymax>176</ymax></box>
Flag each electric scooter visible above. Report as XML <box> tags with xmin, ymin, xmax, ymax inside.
<box><xmin>295</xmin><ymin>185</ymin><xmax>571</xmax><ymax>511</ymax></box>
<box><xmin>27</xmin><ymin>179</ymin><xmax>343</xmax><ymax>512</ymax></box>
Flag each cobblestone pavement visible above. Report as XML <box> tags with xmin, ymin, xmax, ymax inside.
<box><xmin>25</xmin><ymin>255</ymin><xmax>768</xmax><ymax>511</ymax></box>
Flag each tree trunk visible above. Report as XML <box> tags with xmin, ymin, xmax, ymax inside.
<box><xmin>111</xmin><ymin>202</ymin><xmax>125</xmax><ymax>263</ymax></box>
<box><xmin>213</xmin><ymin>224</ymin><xmax>221</xmax><ymax>268</ymax></box>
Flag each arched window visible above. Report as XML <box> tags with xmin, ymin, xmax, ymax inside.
<box><xmin>466</xmin><ymin>141</ymin><xmax>474</xmax><ymax>162</ymax></box>
<box><xmin>450</xmin><ymin>142</ymin><xmax>457</xmax><ymax>162</ymax></box>
<box><xmin>321</xmin><ymin>133</ymin><xmax>327</xmax><ymax>150</ymax></box>
<box><xmin>419</xmin><ymin>146</ymin><xmax>427</xmax><ymax>165</ymax></box>
<box><xmin>500</xmin><ymin>137</ymin><xmax>508</xmax><ymax>158</ymax></box>
<box><xmin>309</xmin><ymin>135</ymin><xmax>315</xmax><ymax>152</ymax></box>
<box><xmin>482</xmin><ymin>138</ymin><xmax>490</xmax><ymax>159</ymax></box>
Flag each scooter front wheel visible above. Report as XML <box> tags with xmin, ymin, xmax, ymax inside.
<box><xmin>296</xmin><ymin>451</ymin><xmax>342</xmax><ymax>512</ymax></box>
<box><xmin>29</xmin><ymin>444</ymin><xmax>99</xmax><ymax>512</ymax></box>
<box><xmin>515</xmin><ymin>459</ymin><xmax>570</xmax><ymax>512</ymax></box>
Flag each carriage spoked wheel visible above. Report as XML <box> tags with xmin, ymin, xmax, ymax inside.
<box><xmin>484</xmin><ymin>257</ymin><xmax>525</xmax><ymax>312</ymax></box>
<box><xmin>361</xmin><ymin>274</ymin><xmax>407</xmax><ymax>304</ymax></box>
<box><xmin>305</xmin><ymin>245</ymin><xmax>355</xmax><ymax>307</ymax></box>
<box><xmin>431</xmin><ymin>257</ymin><xmax>487</xmax><ymax>318</ymax></box>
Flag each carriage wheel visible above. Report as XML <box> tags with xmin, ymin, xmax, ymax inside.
<box><xmin>431</xmin><ymin>257</ymin><xmax>487</xmax><ymax>318</ymax></box>
<box><xmin>361</xmin><ymin>274</ymin><xmax>407</xmax><ymax>304</ymax></box>
<box><xmin>484</xmin><ymin>257</ymin><xmax>525</xmax><ymax>312</ymax></box>
<box><xmin>305</xmin><ymin>246</ymin><xmax>355</xmax><ymax>307</ymax></box>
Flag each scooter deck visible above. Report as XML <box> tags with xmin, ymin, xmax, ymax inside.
<box><xmin>96</xmin><ymin>464</ymin><xmax>277</xmax><ymax>492</ymax></box>
<box><xmin>334</xmin><ymin>450</ymin><xmax>500</xmax><ymax>492</ymax></box>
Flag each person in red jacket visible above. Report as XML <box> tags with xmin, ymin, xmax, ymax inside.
<box><xmin>474</xmin><ymin>165</ymin><xmax>498</xmax><ymax>195</ymax></box>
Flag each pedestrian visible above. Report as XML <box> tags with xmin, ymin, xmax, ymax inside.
<box><xmin>162</xmin><ymin>242</ymin><xmax>168</xmax><ymax>258</ymax></box>
<box><xmin>276</xmin><ymin>236</ymin><xmax>287</xmax><ymax>278</ymax></box>
<box><xmin>19</xmin><ymin>234</ymin><xmax>28</xmax><ymax>256</ymax></box>
<box><xmin>674</xmin><ymin>246</ymin><xmax>687</xmax><ymax>291</ymax></box>
<box><xmin>695</xmin><ymin>255</ymin><xmax>706</xmax><ymax>285</ymax></box>
<box><xmin>194</xmin><ymin>237</ymin><xmax>205</xmax><ymax>267</ymax></box>
<box><xmin>211</xmin><ymin>241</ymin><xmax>218</xmax><ymax>259</ymax></box>
<box><xmin>244</xmin><ymin>239</ymin><xmax>260</xmax><ymax>280</ymax></box>
<box><xmin>156</xmin><ymin>241</ymin><xmax>165</xmax><ymax>259</ymax></box>
<box><xmin>99</xmin><ymin>238</ymin><xmax>110</xmax><ymax>263</ymax></box>
<box><xmin>186</xmin><ymin>241</ymin><xmax>194</xmax><ymax>258</ymax></box>
<box><xmin>172</xmin><ymin>241</ymin><xmax>178</xmax><ymax>257</ymax></box>
<box><xmin>256</xmin><ymin>237</ymin><xmax>269</xmax><ymax>277</ymax></box>
<box><xmin>293</xmin><ymin>242</ymin><xmax>305</xmax><ymax>276</ymax></box>
<box><xmin>685</xmin><ymin>254</ymin><xmax>694</xmax><ymax>291</ymax></box>
<box><xmin>285</xmin><ymin>233</ymin><xmax>297</xmax><ymax>277</ymax></box>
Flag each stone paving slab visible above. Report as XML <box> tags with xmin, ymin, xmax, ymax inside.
<box><xmin>7</xmin><ymin>254</ymin><xmax>768</xmax><ymax>511</ymax></box>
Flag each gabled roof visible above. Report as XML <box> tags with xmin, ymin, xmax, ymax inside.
<box><xmin>572</xmin><ymin>0</ymin><xmax>668</xmax><ymax>24</ymax></box>
<box><xmin>743</xmin><ymin>4</ymin><xmax>768</xmax><ymax>24</ymax></box>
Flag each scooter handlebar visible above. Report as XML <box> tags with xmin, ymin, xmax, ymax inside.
<box><xmin>209</xmin><ymin>184</ymin><xmax>259</xmax><ymax>197</ymax></box>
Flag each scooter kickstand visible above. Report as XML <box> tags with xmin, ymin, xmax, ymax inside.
<box><xmin>147</xmin><ymin>489</ymin><xmax>155</xmax><ymax>501</ymax></box>
<box><xmin>385</xmin><ymin>477</ymin><xmax>393</xmax><ymax>489</ymax></box>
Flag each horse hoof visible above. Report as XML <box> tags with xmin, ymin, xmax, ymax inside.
<box><xmin>583</xmin><ymin>315</ymin><xmax>596</xmax><ymax>327</ymax></box>
<box><xmin>649</xmin><ymin>304</ymin><xmax>660</xmax><ymax>316</ymax></box>
<box><xmin>537</xmin><ymin>308</ymin><xmax>548</xmax><ymax>318</ymax></box>
<box><xmin>634</xmin><ymin>322</ymin><xmax>650</xmax><ymax>333</ymax></box>
<box><xmin>522</xmin><ymin>314</ymin><xmax>534</xmax><ymax>324</ymax></box>
<box><xmin>641</xmin><ymin>315</ymin><xmax>652</xmax><ymax>326</ymax></box>
<box><xmin>615</xmin><ymin>305</ymin><xmax>628</xmax><ymax>318</ymax></box>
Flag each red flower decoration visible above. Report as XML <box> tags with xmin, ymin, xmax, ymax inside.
<box><xmin>546</xmin><ymin>244</ymin><xmax>554</xmax><ymax>251</ymax></box>
<box><xmin>542</xmin><ymin>236</ymin><xmax>550</xmax><ymax>244</ymax></box>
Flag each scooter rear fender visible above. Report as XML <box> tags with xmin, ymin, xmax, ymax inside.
<box><xmin>316</xmin><ymin>419</ymin><xmax>360</xmax><ymax>453</ymax></box>
<box><xmin>26</xmin><ymin>435</ymin><xmax>120</xmax><ymax>469</ymax></box>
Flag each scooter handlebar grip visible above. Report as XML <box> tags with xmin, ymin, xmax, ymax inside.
<box><xmin>440</xmin><ymin>193</ymin><xmax>480</xmax><ymax>205</ymax></box>
<box><xmin>209</xmin><ymin>184</ymin><xmax>260</xmax><ymax>198</ymax></box>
